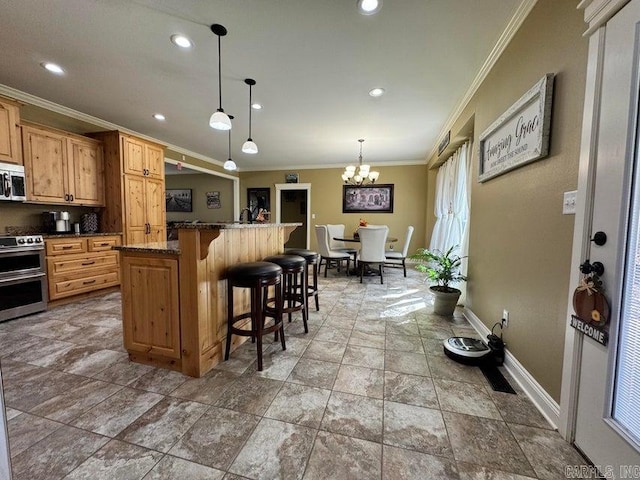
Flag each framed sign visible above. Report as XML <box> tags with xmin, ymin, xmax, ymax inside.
<box><xmin>343</xmin><ymin>184</ymin><xmax>394</xmax><ymax>213</ymax></box>
<box><xmin>478</xmin><ymin>73</ymin><xmax>554</xmax><ymax>182</ymax></box>
<box><xmin>206</xmin><ymin>191</ymin><xmax>221</xmax><ymax>209</ymax></box>
<box><xmin>285</xmin><ymin>173</ymin><xmax>299</xmax><ymax>183</ymax></box>
<box><xmin>165</xmin><ymin>189</ymin><xmax>192</xmax><ymax>212</ymax></box>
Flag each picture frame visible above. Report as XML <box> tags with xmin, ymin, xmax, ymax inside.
<box><xmin>206</xmin><ymin>191</ymin><xmax>221</xmax><ymax>209</ymax></box>
<box><xmin>342</xmin><ymin>184</ymin><xmax>394</xmax><ymax>213</ymax></box>
<box><xmin>247</xmin><ymin>187</ymin><xmax>270</xmax><ymax>220</ymax></box>
<box><xmin>478</xmin><ymin>73</ymin><xmax>554</xmax><ymax>182</ymax></box>
<box><xmin>165</xmin><ymin>189</ymin><xmax>192</xmax><ymax>212</ymax></box>
<box><xmin>285</xmin><ymin>173</ymin><xmax>299</xmax><ymax>183</ymax></box>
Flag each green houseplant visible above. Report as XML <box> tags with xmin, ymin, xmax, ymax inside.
<box><xmin>410</xmin><ymin>245</ymin><xmax>467</xmax><ymax>316</ymax></box>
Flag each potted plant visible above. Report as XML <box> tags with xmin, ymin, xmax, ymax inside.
<box><xmin>410</xmin><ymin>245</ymin><xmax>467</xmax><ymax>316</ymax></box>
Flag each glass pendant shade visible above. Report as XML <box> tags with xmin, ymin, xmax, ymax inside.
<box><xmin>369</xmin><ymin>171</ymin><xmax>380</xmax><ymax>182</ymax></box>
<box><xmin>242</xmin><ymin>139</ymin><xmax>258</xmax><ymax>154</ymax></box>
<box><xmin>223</xmin><ymin>159</ymin><xmax>237</xmax><ymax>171</ymax></box>
<box><xmin>210</xmin><ymin>110</ymin><xmax>232</xmax><ymax>130</ymax></box>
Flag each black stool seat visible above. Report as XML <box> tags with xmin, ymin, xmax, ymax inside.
<box><xmin>286</xmin><ymin>248</ymin><xmax>319</xmax><ymax>263</ymax></box>
<box><xmin>263</xmin><ymin>254</ymin><xmax>308</xmax><ymax>334</ymax></box>
<box><xmin>225</xmin><ymin>261</ymin><xmax>285</xmax><ymax>371</ymax></box>
<box><xmin>286</xmin><ymin>249</ymin><xmax>320</xmax><ymax>315</ymax></box>
<box><xmin>227</xmin><ymin>261</ymin><xmax>282</xmax><ymax>286</ymax></box>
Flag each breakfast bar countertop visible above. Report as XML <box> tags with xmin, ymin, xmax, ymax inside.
<box><xmin>113</xmin><ymin>240</ymin><xmax>180</xmax><ymax>255</ymax></box>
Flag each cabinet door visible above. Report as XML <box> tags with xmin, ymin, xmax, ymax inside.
<box><xmin>122</xmin><ymin>136</ymin><xmax>145</xmax><ymax>177</ymax></box>
<box><xmin>22</xmin><ymin>126</ymin><xmax>68</xmax><ymax>203</ymax></box>
<box><xmin>67</xmin><ymin>137</ymin><xmax>105</xmax><ymax>206</ymax></box>
<box><xmin>121</xmin><ymin>256</ymin><xmax>180</xmax><ymax>359</ymax></box>
<box><xmin>0</xmin><ymin>100</ymin><xmax>20</xmax><ymax>165</ymax></box>
<box><xmin>145</xmin><ymin>177</ymin><xmax>166</xmax><ymax>244</ymax></box>
<box><xmin>146</xmin><ymin>144</ymin><xmax>164</xmax><ymax>179</ymax></box>
<box><xmin>123</xmin><ymin>175</ymin><xmax>146</xmax><ymax>244</ymax></box>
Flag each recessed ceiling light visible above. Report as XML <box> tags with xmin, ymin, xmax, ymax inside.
<box><xmin>369</xmin><ymin>87</ymin><xmax>385</xmax><ymax>97</ymax></box>
<box><xmin>170</xmin><ymin>34</ymin><xmax>193</xmax><ymax>49</ymax></box>
<box><xmin>357</xmin><ymin>0</ymin><xmax>383</xmax><ymax>15</ymax></box>
<box><xmin>153</xmin><ymin>113</ymin><xmax>166</xmax><ymax>121</ymax></box>
<box><xmin>251</xmin><ymin>103</ymin><xmax>263</xmax><ymax>110</ymax></box>
<box><xmin>41</xmin><ymin>62</ymin><xmax>65</xmax><ymax>75</ymax></box>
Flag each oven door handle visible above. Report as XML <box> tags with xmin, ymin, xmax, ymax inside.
<box><xmin>0</xmin><ymin>272</ymin><xmax>46</xmax><ymax>284</ymax></box>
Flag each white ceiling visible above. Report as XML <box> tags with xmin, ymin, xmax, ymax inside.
<box><xmin>0</xmin><ymin>0</ymin><xmax>526</xmax><ymax>171</ymax></box>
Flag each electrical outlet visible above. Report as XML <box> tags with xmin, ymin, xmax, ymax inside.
<box><xmin>502</xmin><ymin>309</ymin><xmax>509</xmax><ymax>328</ymax></box>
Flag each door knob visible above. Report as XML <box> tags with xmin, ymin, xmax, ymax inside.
<box><xmin>580</xmin><ymin>259</ymin><xmax>605</xmax><ymax>276</ymax></box>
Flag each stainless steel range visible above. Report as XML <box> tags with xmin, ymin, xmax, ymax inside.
<box><xmin>0</xmin><ymin>235</ymin><xmax>48</xmax><ymax>322</ymax></box>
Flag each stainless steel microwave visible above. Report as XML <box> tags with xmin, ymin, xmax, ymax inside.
<box><xmin>0</xmin><ymin>162</ymin><xmax>26</xmax><ymax>201</ymax></box>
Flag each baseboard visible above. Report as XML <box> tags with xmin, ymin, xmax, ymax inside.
<box><xmin>463</xmin><ymin>307</ymin><xmax>560</xmax><ymax>429</ymax></box>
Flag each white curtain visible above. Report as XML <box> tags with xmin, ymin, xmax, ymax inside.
<box><xmin>429</xmin><ymin>142</ymin><xmax>471</xmax><ymax>301</ymax></box>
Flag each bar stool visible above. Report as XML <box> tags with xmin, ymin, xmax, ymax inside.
<box><xmin>225</xmin><ymin>261</ymin><xmax>286</xmax><ymax>371</ymax></box>
<box><xmin>286</xmin><ymin>248</ymin><xmax>320</xmax><ymax>317</ymax></box>
<box><xmin>263</xmin><ymin>254</ymin><xmax>308</xmax><ymax>334</ymax></box>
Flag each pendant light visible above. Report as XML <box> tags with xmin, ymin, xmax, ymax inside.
<box><xmin>342</xmin><ymin>139</ymin><xmax>379</xmax><ymax>185</ymax></box>
<box><xmin>223</xmin><ymin>115</ymin><xmax>237</xmax><ymax>171</ymax></box>
<box><xmin>209</xmin><ymin>24</ymin><xmax>232</xmax><ymax>131</ymax></box>
<box><xmin>241</xmin><ymin>78</ymin><xmax>258</xmax><ymax>154</ymax></box>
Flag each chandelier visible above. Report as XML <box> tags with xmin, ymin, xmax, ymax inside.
<box><xmin>342</xmin><ymin>139</ymin><xmax>379</xmax><ymax>185</ymax></box>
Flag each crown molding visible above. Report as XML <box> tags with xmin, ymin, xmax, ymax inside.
<box><xmin>0</xmin><ymin>83</ymin><xmax>226</xmax><ymax>168</ymax></box>
<box><xmin>240</xmin><ymin>158</ymin><xmax>428</xmax><ymax>173</ymax></box>
<box><xmin>428</xmin><ymin>0</ymin><xmax>539</xmax><ymax>161</ymax></box>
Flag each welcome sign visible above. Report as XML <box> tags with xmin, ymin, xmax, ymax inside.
<box><xmin>478</xmin><ymin>74</ymin><xmax>554</xmax><ymax>182</ymax></box>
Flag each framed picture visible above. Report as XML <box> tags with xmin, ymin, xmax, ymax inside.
<box><xmin>166</xmin><ymin>189</ymin><xmax>192</xmax><ymax>212</ymax></box>
<box><xmin>247</xmin><ymin>187</ymin><xmax>270</xmax><ymax>220</ymax></box>
<box><xmin>285</xmin><ymin>173</ymin><xmax>299</xmax><ymax>183</ymax></box>
<box><xmin>206</xmin><ymin>191</ymin><xmax>221</xmax><ymax>209</ymax></box>
<box><xmin>342</xmin><ymin>184</ymin><xmax>394</xmax><ymax>213</ymax></box>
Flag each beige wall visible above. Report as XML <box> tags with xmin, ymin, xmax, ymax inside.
<box><xmin>426</xmin><ymin>0</ymin><xmax>587</xmax><ymax>401</ymax></box>
<box><xmin>240</xmin><ymin>165</ymin><xmax>428</xmax><ymax>254</ymax></box>
<box><xmin>165</xmin><ymin>173</ymin><xmax>234</xmax><ymax>223</ymax></box>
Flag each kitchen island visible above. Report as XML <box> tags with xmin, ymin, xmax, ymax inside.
<box><xmin>114</xmin><ymin>222</ymin><xmax>301</xmax><ymax>377</ymax></box>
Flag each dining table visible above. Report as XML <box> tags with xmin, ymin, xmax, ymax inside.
<box><xmin>332</xmin><ymin>236</ymin><xmax>398</xmax><ymax>276</ymax></box>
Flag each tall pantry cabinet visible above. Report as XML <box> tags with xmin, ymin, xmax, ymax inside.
<box><xmin>93</xmin><ymin>131</ymin><xmax>166</xmax><ymax>245</ymax></box>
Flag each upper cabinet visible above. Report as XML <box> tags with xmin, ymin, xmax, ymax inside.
<box><xmin>0</xmin><ymin>97</ymin><xmax>22</xmax><ymax>165</ymax></box>
<box><xmin>123</xmin><ymin>136</ymin><xmax>164</xmax><ymax>179</ymax></box>
<box><xmin>22</xmin><ymin>123</ymin><xmax>104</xmax><ymax>206</ymax></box>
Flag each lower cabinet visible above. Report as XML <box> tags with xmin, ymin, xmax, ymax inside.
<box><xmin>45</xmin><ymin>235</ymin><xmax>121</xmax><ymax>301</ymax></box>
<box><xmin>121</xmin><ymin>255</ymin><xmax>180</xmax><ymax>359</ymax></box>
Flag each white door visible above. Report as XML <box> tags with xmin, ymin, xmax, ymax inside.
<box><xmin>573</xmin><ymin>0</ymin><xmax>640</xmax><ymax>471</ymax></box>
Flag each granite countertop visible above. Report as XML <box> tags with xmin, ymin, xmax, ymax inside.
<box><xmin>43</xmin><ymin>232</ymin><xmax>123</xmax><ymax>238</ymax></box>
<box><xmin>112</xmin><ymin>241</ymin><xmax>180</xmax><ymax>254</ymax></box>
<box><xmin>174</xmin><ymin>222</ymin><xmax>302</xmax><ymax>229</ymax></box>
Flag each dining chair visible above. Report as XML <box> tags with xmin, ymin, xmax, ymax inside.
<box><xmin>326</xmin><ymin>224</ymin><xmax>358</xmax><ymax>263</ymax></box>
<box><xmin>314</xmin><ymin>225</ymin><xmax>351</xmax><ymax>277</ymax></box>
<box><xmin>357</xmin><ymin>225</ymin><xmax>389</xmax><ymax>284</ymax></box>
<box><xmin>385</xmin><ymin>225</ymin><xmax>414</xmax><ymax>277</ymax></box>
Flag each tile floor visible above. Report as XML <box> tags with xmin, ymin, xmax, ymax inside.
<box><xmin>0</xmin><ymin>266</ymin><xmax>590</xmax><ymax>479</ymax></box>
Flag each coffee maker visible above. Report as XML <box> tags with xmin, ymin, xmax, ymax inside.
<box><xmin>42</xmin><ymin>211</ymin><xmax>71</xmax><ymax>233</ymax></box>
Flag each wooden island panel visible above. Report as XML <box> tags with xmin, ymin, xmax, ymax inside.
<box><xmin>118</xmin><ymin>223</ymin><xmax>299</xmax><ymax>377</ymax></box>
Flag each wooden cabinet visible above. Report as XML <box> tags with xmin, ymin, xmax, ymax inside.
<box><xmin>22</xmin><ymin>123</ymin><xmax>104</xmax><ymax>206</ymax></box>
<box><xmin>95</xmin><ymin>131</ymin><xmax>166</xmax><ymax>245</ymax></box>
<box><xmin>0</xmin><ymin>97</ymin><xmax>21</xmax><ymax>165</ymax></box>
<box><xmin>45</xmin><ymin>235</ymin><xmax>121</xmax><ymax>301</ymax></box>
<box><xmin>121</xmin><ymin>254</ymin><xmax>180</xmax><ymax>360</ymax></box>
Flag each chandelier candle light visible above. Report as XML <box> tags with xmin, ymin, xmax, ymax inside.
<box><xmin>342</xmin><ymin>139</ymin><xmax>379</xmax><ymax>185</ymax></box>
<box><xmin>242</xmin><ymin>78</ymin><xmax>258</xmax><ymax>154</ymax></box>
<box><xmin>223</xmin><ymin>115</ymin><xmax>237</xmax><ymax>171</ymax></box>
<box><xmin>209</xmin><ymin>24</ymin><xmax>232</xmax><ymax>131</ymax></box>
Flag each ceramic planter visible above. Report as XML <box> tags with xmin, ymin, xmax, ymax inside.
<box><xmin>431</xmin><ymin>286</ymin><xmax>461</xmax><ymax>316</ymax></box>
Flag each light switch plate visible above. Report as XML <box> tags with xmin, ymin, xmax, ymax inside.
<box><xmin>563</xmin><ymin>190</ymin><xmax>577</xmax><ymax>215</ymax></box>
